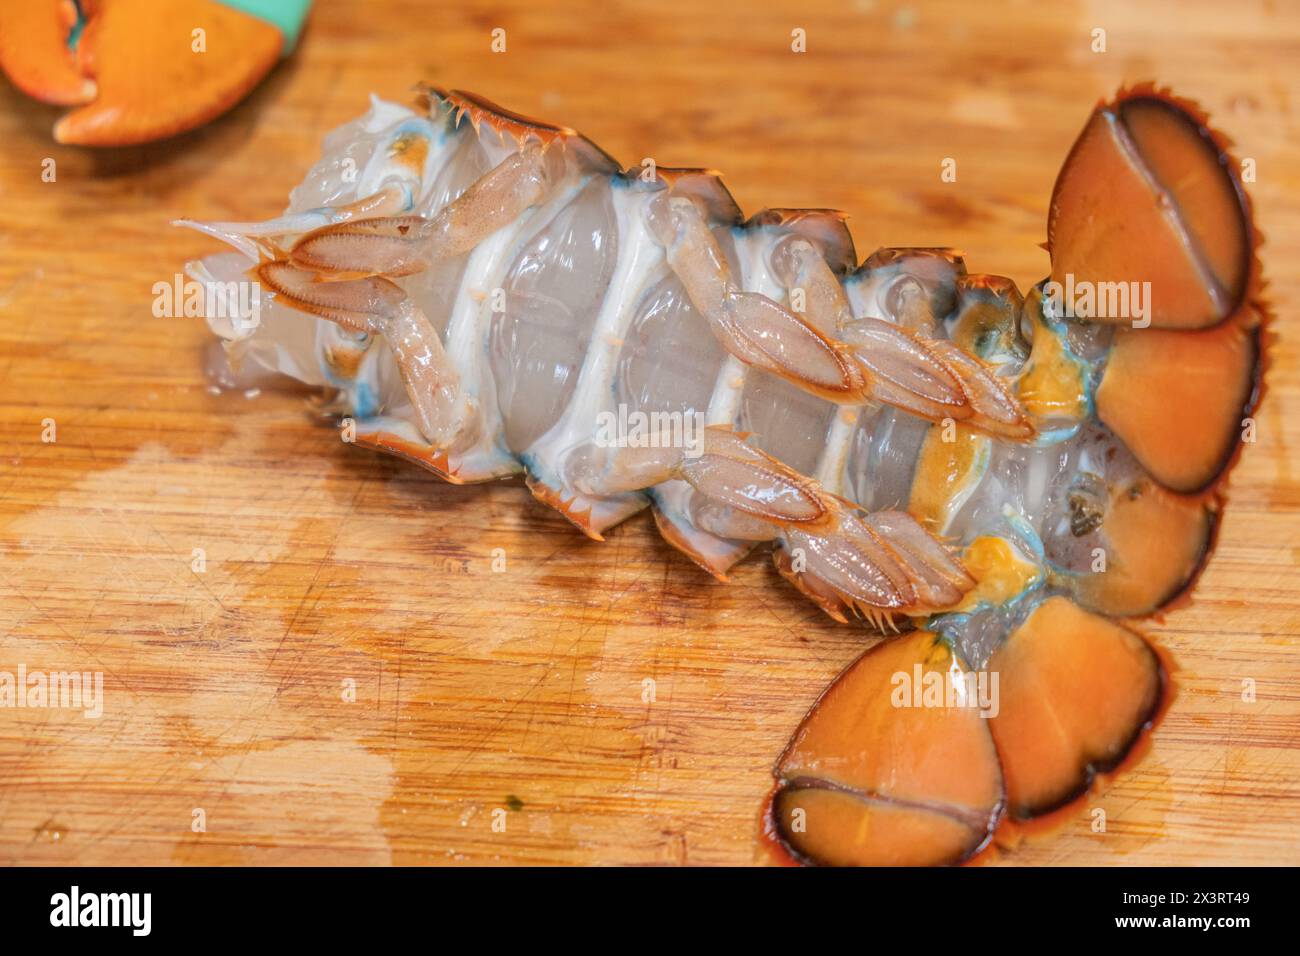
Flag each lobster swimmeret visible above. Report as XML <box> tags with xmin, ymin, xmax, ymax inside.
<box><xmin>180</xmin><ymin>84</ymin><xmax>1264</xmax><ymax>866</ymax></box>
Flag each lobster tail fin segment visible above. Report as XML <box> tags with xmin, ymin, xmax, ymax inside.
<box><xmin>1022</xmin><ymin>423</ymin><xmax>1216</xmax><ymax>619</ymax></box>
<box><xmin>1047</xmin><ymin>85</ymin><xmax>1257</xmax><ymax>331</ymax></box>
<box><xmin>1050</xmin><ymin>87</ymin><xmax>1263</xmax><ymax>494</ymax></box>
<box><xmin>772</xmin><ymin>631</ymin><xmax>1005</xmax><ymax>866</ymax></box>
<box><xmin>1049</xmin><ymin>86</ymin><xmax>1264</xmax><ymax>494</ymax></box>
<box><xmin>987</xmin><ymin>597</ymin><xmax>1165</xmax><ymax>818</ymax></box>
<box><xmin>770</xmin><ymin>596</ymin><xmax>1165</xmax><ymax>865</ymax></box>
<box><xmin>1096</xmin><ymin>309</ymin><xmax>1262</xmax><ymax>494</ymax></box>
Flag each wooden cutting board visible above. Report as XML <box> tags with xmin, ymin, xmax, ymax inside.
<box><xmin>1</xmin><ymin>0</ymin><xmax>1297</xmax><ymax>865</ymax></box>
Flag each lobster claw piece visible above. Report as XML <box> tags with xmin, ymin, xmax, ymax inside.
<box><xmin>2</xmin><ymin>0</ymin><xmax>309</xmax><ymax>146</ymax></box>
<box><xmin>0</xmin><ymin>0</ymin><xmax>96</xmax><ymax>105</ymax></box>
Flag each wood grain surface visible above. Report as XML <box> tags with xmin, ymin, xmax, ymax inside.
<box><xmin>1</xmin><ymin>0</ymin><xmax>1297</xmax><ymax>866</ymax></box>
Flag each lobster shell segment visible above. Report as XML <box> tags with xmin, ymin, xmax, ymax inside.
<box><xmin>421</xmin><ymin>85</ymin><xmax>621</xmax><ymax>175</ymax></box>
<box><xmin>647</xmin><ymin>167</ymin><xmax>744</xmax><ymax>226</ymax></box>
<box><xmin>1096</xmin><ymin>306</ymin><xmax>1262</xmax><ymax>493</ymax></box>
<box><xmin>1047</xmin><ymin>85</ymin><xmax>1258</xmax><ymax>331</ymax></box>
<box><xmin>746</xmin><ymin>208</ymin><xmax>857</xmax><ymax>276</ymax></box>
<box><xmin>987</xmin><ymin>596</ymin><xmax>1164</xmax><ymax>818</ymax></box>
<box><xmin>772</xmin><ymin>631</ymin><xmax>1005</xmax><ymax>866</ymax></box>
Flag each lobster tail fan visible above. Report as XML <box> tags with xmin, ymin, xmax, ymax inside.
<box><xmin>1056</xmin><ymin>465</ymin><xmax>1217</xmax><ymax>618</ymax></box>
<box><xmin>1047</xmin><ymin>84</ymin><xmax>1257</xmax><ymax>331</ymax></box>
<box><xmin>772</xmin><ymin>631</ymin><xmax>1005</xmax><ymax>866</ymax></box>
<box><xmin>1096</xmin><ymin>311</ymin><xmax>1262</xmax><ymax>494</ymax></box>
<box><xmin>987</xmin><ymin>597</ymin><xmax>1165</xmax><ymax>818</ymax></box>
<box><xmin>1048</xmin><ymin>85</ymin><xmax>1265</xmax><ymax>494</ymax></box>
<box><xmin>771</xmin><ymin>597</ymin><xmax>1165</xmax><ymax>865</ymax></box>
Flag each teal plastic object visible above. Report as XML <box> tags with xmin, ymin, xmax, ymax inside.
<box><xmin>216</xmin><ymin>0</ymin><xmax>313</xmax><ymax>53</ymax></box>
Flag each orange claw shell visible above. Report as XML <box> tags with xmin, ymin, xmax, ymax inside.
<box><xmin>0</xmin><ymin>0</ymin><xmax>294</xmax><ymax>146</ymax></box>
<box><xmin>0</xmin><ymin>0</ymin><xmax>97</xmax><ymax>106</ymax></box>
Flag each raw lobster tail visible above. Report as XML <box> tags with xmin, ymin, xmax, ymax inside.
<box><xmin>178</xmin><ymin>83</ymin><xmax>1264</xmax><ymax>866</ymax></box>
